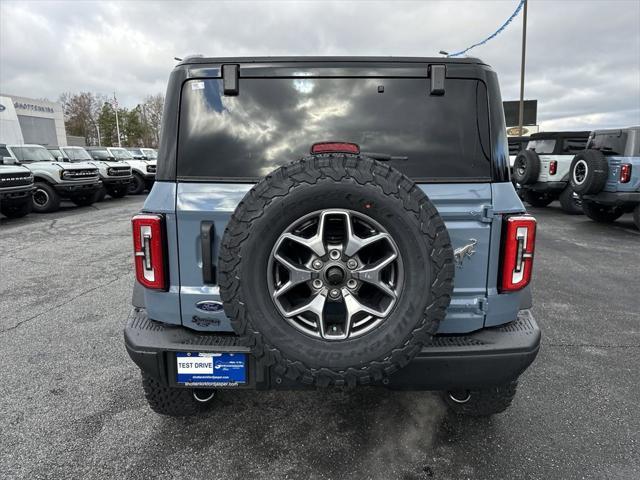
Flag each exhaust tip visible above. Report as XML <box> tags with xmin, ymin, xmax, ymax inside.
<box><xmin>193</xmin><ymin>389</ymin><xmax>216</xmax><ymax>403</ymax></box>
<box><xmin>448</xmin><ymin>390</ymin><xmax>471</xmax><ymax>404</ymax></box>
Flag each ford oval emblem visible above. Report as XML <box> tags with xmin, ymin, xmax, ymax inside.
<box><xmin>196</xmin><ymin>300</ymin><xmax>224</xmax><ymax>313</ymax></box>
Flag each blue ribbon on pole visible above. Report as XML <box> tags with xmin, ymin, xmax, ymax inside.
<box><xmin>448</xmin><ymin>0</ymin><xmax>525</xmax><ymax>57</ymax></box>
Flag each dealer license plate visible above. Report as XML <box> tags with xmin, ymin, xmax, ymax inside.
<box><xmin>176</xmin><ymin>352</ymin><xmax>247</xmax><ymax>387</ymax></box>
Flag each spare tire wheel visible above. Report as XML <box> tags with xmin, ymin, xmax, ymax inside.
<box><xmin>218</xmin><ymin>154</ymin><xmax>455</xmax><ymax>387</ymax></box>
<box><xmin>512</xmin><ymin>150</ymin><xmax>541</xmax><ymax>185</ymax></box>
<box><xmin>570</xmin><ymin>150</ymin><xmax>609</xmax><ymax>194</ymax></box>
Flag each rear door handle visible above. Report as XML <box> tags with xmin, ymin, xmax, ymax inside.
<box><xmin>201</xmin><ymin>221</ymin><xmax>216</xmax><ymax>284</ymax></box>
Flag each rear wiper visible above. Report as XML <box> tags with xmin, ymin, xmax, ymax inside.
<box><xmin>361</xmin><ymin>152</ymin><xmax>409</xmax><ymax>161</ymax></box>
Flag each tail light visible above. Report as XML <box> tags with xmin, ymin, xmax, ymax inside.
<box><xmin>549</xmin><ymin>160</ymin><xmax>557</xmax><ymax>176</ymax></box>
<box><xmin>499</xmin><ymin>215</ymin><xmax>536</xmax><ymax>293</ymax></box>
<box><xmin>132</xmin><ymin>214</ymin><xmax>167</xmax><ymax>290</ymax></box>
<box><xmin>620</xmin><ymin>163</ymin><xmax>632</xmax><ymax>183</ymax></box>
<box><xmin>311</xmin><ymin>142</ymin><xmax>360</xmax><ymax>155</ymax></box>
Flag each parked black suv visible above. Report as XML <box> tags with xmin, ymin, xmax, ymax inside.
<box><xmin>125</xmin><ymin>57</ymin><xmax>540</xmax><ymax>417</ymax></box>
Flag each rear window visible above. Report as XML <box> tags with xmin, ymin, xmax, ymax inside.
<box><xmin>588</xmin><ymin>132</ymin><xmax>629</xmax><ymax>156</ymax></box>
<box><xmin>508</xmin><ymin>138</ymin><xmax>528</xmax><ymax>156</ymax></box>
<box><xmin>177</xmin><ymin>77</ymin><xmax>492</xmax><ymax>181</ymax></box>
<box><xmin>527</xmin><ymin>139</ymin><xmax>556</xmax><ymax>154</ymax></box>
<box><xmin>562</xmin><ymin>137</ymin><xmax>588</xmax><ymax>154</ymax></box>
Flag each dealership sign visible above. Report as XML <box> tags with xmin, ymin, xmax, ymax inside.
<box><xmin>13</xmin><ymin>102</ymin><xmax>55</xmax><ymax>114</ymax></box>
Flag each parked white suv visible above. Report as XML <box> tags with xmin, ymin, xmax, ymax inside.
<box><xmin>5</xmin><ymin>144</ymin><xmax>100</xmax><ymax>212</ymax></box>
<box><xmin>108</xmin><ymin>147</ymin><xmax>155</xmax><ymax>195</ymax></box>
<box><xmin>79</xmin><ymin>146</ymin><xmax>133</xmax><ymax>200</ymax></box>
<box><xmin>512</xmin><ymin>131</ymin><xmax>590</xmax><ymax>214</ymax></box>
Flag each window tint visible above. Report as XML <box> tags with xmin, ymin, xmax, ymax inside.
<box><xmin>129</xmin><ymin>149</ymin><xmax>143</xmax><ymax>156</ymax></box>
<box><xmin>508</xmin><ymin>138</ymin><xmax>527</xmax><ymax>156</ymax></box>
<box><xmin>141</xmin><ymin>148</ymin><xmax>157</xmax><ymax>159</ymax></box>
<box><xmin>527</xmin><ymin>139</ymin><xmax>555</xmax><ymax>154</ymax></box>
<box><xmin>178</xmin><ymin>77</ymin><xmax>491</xmax><ymax>181</ymax></box>
<box><xmin>63</xmin><ymin>148</ymin><xmax>92</xmax><ymax>161</ymax></box>
<box><xmin>10</xmin><ymin>146</ymin><xmax>54</xmax><ymax>162</ymax></box>
<box><xmin>88</xmin><ymin>149</ymin><xmax>110</xmax><ymax>159</ymax></box>
<box><xmin>109</xmin><ymin>148</ymin><xmax>133</xmax><ymax>159</ymax></box>
<box><xmin>562</xmin><ymin>137</ymin><xmax>588</xmax><ymax>154</ymax></box>
<box><xmin>0</xmin><ymin>146</ymin><xmax>10</xmax><ymax>157</ymax></box>
<box><xmin>48</xmin><ymin>148</ymin><xmax>63</xmax><ymax>158</ymax></box>
<box><xmin>588</xmin><ymin>132</ymin><xmax>628</xmax><ymax>156</ymax></box>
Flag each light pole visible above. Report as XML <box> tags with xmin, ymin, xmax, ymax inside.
<box><xmin>517</xmin><ymin>0</ymin><xmax>528</xmax><ymax>136</ymax></box>
<box><xmin>93</xmin><ymin>121</ymin><xmax>101</xmax><ymax>146</ymax></box>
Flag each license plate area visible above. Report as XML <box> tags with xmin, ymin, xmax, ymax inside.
<box><xmin>174</xmin><ymin>352</ymin><xmax>248</xmax><ymax>387</ymax></box>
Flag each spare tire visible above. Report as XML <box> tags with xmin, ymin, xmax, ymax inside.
<box><xmin>512</xmin><ymin>150</ymin><xmax>540</xmax><ymax>185</ymax></box>
<box><xmin>570</xmin><ymin>150</ymin><xmax>609</xmax><ymax>194</ymax></box>
<box><xmin>218</xmin><ymin>154</ymin><xmax>455</xmax><ymax>387</ymax></box>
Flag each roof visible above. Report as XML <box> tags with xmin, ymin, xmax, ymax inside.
<box><xmin>529</xmin><ymin>131</ymin><xmax>591</xmax><ymax>140</ymax></box>
<box><xmin>592</xmin><ymin>126</ymin><xmax>640</xmax><ymax>134</ymax></box>
<box><xmin>177</xmin><ymin>55</ymin><xmax>486</xmax><ymax>66</ymax></box>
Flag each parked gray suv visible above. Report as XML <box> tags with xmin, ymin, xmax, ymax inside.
<box><xmin>569</xmin><ymin>126</ymin><xmax>640</xmax><ymax>228</ymax></box>
<box><xmin>125</xmin><ymin>57</ymin><xmax>540</xmax><ymax>417</ymax></box>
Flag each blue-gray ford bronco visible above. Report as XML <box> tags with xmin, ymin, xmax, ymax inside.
<box><xmin>569</xmin><ymin>126</ymin><xmax>640</xmax><ymax>229</ymax></box>
<box><xmin>125</xmin><ymin>56</ymin><xmax>541</xmax><ymax>417</ymax></box>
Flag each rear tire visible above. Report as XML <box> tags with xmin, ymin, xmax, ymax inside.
<box><xmin>443</xmin><ymin>381</ymin><xmax>518</xmax><ymax>417</ymax></box>
<box><xmin>32</xmin><ymin>182</ymin><xmax>61</xmax><ymax>213</ymax></box>
<box><xmin>1</xmin><ymin>200</ymin><xmax>32</xmax><ymax>218</ymax></box>
<box><xmin>512</xmin><ymin>150</ymin><xmax>540</xmax><ymax>185</ymax></box>
<box><xmin>558</xmin><ymin>185</ymin><xmax>583</xmax><ymax>214</ymax></box>
<box><xmin>219</xmin><ymin>154</ymin><xmax>454</xmax><ymax>387</ymax></box>
<box><xmin>522</xmin><ymin>190</ymin><xmax>554</xmax><ymax>208</ymax></box>
<box><xmin>128</xmin><ymin>173</ymin><xmax>145</xmax><ymax>195</ymax></box>
<box><xmin>634</xmin><ymin>205</ymin><xmax>640</xmax><ymax>230</ymax></box>
<box><xmin>582</xmin><ymin>200</ymin><xmax>624</xmax><ymax>223</ymax></box>
<box><xmin>141</xmin><ymin>373</ymin><xmax>214</xmax><ymax>417</ymax></box>
<box><xmin>569</xmin><ymin>151</ymin><xmax>608</xmax><ymax>194</ymax></box>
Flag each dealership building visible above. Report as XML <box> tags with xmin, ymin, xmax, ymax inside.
<box><xmin>0</xmin><ymin>94</ymin><xmax>67</xmax><ymax>146</ymax></box>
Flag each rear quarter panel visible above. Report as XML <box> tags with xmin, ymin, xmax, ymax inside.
<box><xmin>166</xmin><ymin>181</ymin><xmax>528</xmax><ymax>334</ymax></box>
<box><xmin>604</xmin><ymin>156</ymin><xmax>640</xmax><ymax>192</ymax></box>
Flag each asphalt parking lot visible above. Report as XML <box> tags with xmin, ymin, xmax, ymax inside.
<box><xmin>1</xmin><ymin>197</ymin><xmax>639</xmax><ymax>480</ymax></box>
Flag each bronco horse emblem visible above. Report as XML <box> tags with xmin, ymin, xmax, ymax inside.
<box><xmin>454</xmin><ymin>239</ymin><xmax>478</xmax><ymax>268</ymax></box>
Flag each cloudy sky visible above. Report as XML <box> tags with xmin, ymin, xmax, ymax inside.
<box><xmin>1</xmin><ymin>0</ymin><xmax>639</xmax><ymax>130</ymax></box>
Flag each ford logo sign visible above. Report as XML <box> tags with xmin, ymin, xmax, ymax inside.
<box><xmin>196</xmin><ymin>301</ymin><xmax>224</xmax><ymax>313</ymax></box>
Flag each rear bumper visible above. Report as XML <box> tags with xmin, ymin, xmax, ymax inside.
<box><xmin>583</xmin><ymin>191</ymin><xmax>640</xmax><ymax>207</ymax></box>
<box><xmin>520</xmin><ymin>181</ymin><xmax>566</xmax><ymax>194</ymax></box>
<box><xmin>125</xmin><ymin>308</ymin><xmax>540</xmax><ymax>391</ymax></box>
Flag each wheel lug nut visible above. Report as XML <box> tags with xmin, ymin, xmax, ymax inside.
<box><xmin>312</xmin><ymin>259</ymin><xmax>323</xmax><ymax>270</ymax></box>
<box><xmin>312</xmin><ymin>279</ymin><xmax>323</xmax><ymax>289</ymax></box>
<box><xmin>347</xmin><ymin>279</ymin><xmax>357</xmax><ymax>289</ymax></box>
<box><xmin>329</xmin><ymin>250</ymin><xmax>341</xmax><ymax>260</ymax></box>
<box><xmin>347</xmin><ymin>259</ymin><xmax>358</xmax><ymax>270</ymax></box>
<box><xmin>329</xmin><ymin>288</ymin><xmax>340</xmax><ymax>299</ymax></box>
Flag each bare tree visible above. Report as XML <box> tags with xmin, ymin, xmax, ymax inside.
<box><xmin>140</xmin><ymin>94</ymin><xmax>164</xmax><ymax>147</ymax></box>
<box><xmin>59</xmin><ymin>92</ymin><xmax>107</xmax><ymax>146</ymax></box>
